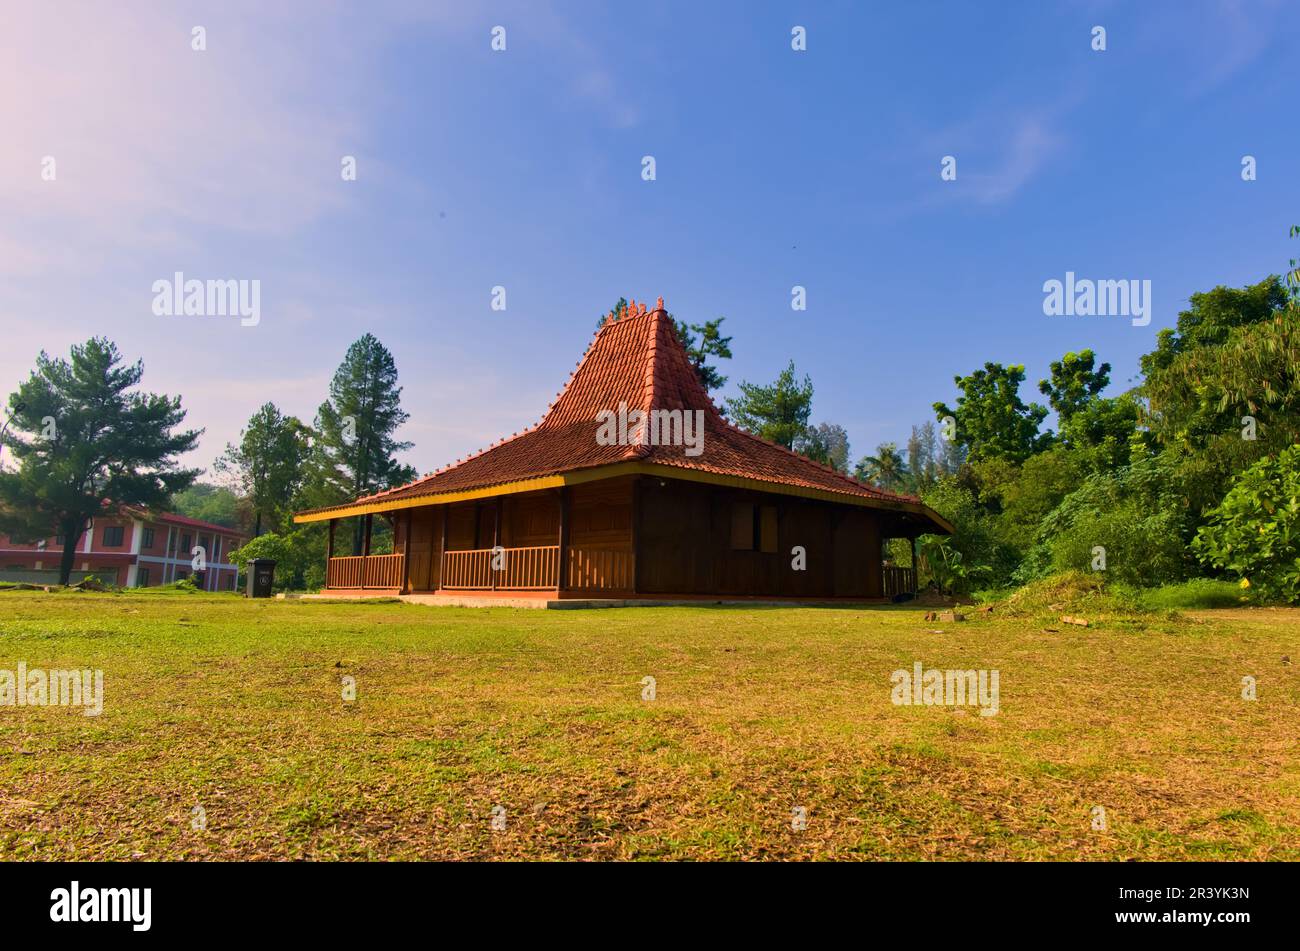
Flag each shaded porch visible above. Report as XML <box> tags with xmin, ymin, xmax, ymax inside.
<box><xmin>318</xmin><ymin>474</ymin><xmax>924</xmax><ymax>601</ymax></box>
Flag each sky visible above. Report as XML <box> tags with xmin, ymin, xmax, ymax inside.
<box><xmin>2</xmin><ymin>0</ymin><xmax>1297</xmax><ymax>479</ymax></box>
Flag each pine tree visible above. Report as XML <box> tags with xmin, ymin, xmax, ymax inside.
<box><xmin>306</xmin><ymin>334</ymin><xmax>415</xmax><ymax>553</ymax></box>
<box><xmin>0</xmin><ymin>338</ymin><xmax>200</xmax><ymax>584</ymax></box>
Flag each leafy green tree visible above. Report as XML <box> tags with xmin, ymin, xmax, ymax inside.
<box><xmin>306</xmin><ymin>334</ymin><xmax>415</xmax><ymax>553</ymax></box>
<box><xmin>1038</xmin><ymin>350</ymin><xmax>1110</xmax><ymax>421</ymax></box>
<box><xmin>725</xmin><ymin>360</ymin><xmax>813</xmax><ymax>449</ymax></box>
<box><xmin>598</xmin><ymin>298</ymin><xmax>733</xmax><ymax>393</ymax></box>
<box><xmin>673</xmin><ymin>317</ymin><xmax>733</xmax><ymax>393</ymax></box>
<box><xmin>1056</xmin><ymin>393</ymin><xmax>1141</xmax><ymax>473</ymax></box>
<box><xmin>934</xmin><ymin>362</ymin><xmax>1048</xmax><ymax>463</ymax></box>
<box><xmin>1193</xmin><ymin>445</ymin><xmax>1300</xmax><ymax>602</ymax></box>
<box><xmin>0</xmin><ymin>338</ymin><xmax>200</xmax><ymax>584</ymax></box>
<box><xmin>1017</xmin><ymin>455</ymin><xmax>1196</xmax><ymax>586</ymax></box>
<box><xmin>214</xmin><ymin>402</ymin><xmax>309</xmax><ymax>536</ymax></box>
<box><xmin>854</xmin><ymin>443</ymin><xmax>908</xmax><ymax>490</ymax></box>
<box><xmin>917</xmin><ymin>477</ymin><xmax>1017</xmax><ymax>591</ymax></box>
<box><xmin>797</xmin><ymin>422</ymin><xmax>850</xmax><ymax>472</ymax></box>
<box><xmin>227</xmin><ymin>531</ymin><xmax>309</xmax><ymax>593</ymax></box>
<box><xmin>1139</xmin><ymin>275</ymin><xmax>1296</xmax><ymax>510</ymax></box>
<box><xmin>171</xmin><ymin>482</ymin><xmax>247</xmax><ymax>530</ymax></box>
<box><xmin>905</xmin><ymin>422</ymin><xmax>942</xmax><ymax>491</ymax></box>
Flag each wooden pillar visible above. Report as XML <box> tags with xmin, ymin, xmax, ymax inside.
<box><xmin>492</xmin><ymin>497</ymin><xmax>502</xmax><ymax>591</ymax></box>
<box><xmin>400</xmin><ymin>509</ymin><xmax>412</xmax><ymax>595</ymax></box>
<box><xmin>909</xmin><ymin>536</ymin><xmax>917</xmax><ymax>593</ymax></box>
<box><xmin>362</xmin><ymin>514</ymin><xmax>372</xmax><ymax>587</ymax></box>
<box><xmin>631</xmin><ymin>476</ymin><xmax>641</xmax><ymax>594</ymax></box>
<box><xmin>326</xmin><ymin>519</ymin><xmax>336</xmax><ymax>588</ymax></box>
<box><xmin>557</xmin><ymin>487</ymin><xmax>570</xmax><ymax>592</ymax></box>
<box><xmin>438</xmin><ymin>506</ymin><xmax>449</xmax><ymax>592</ymax></box>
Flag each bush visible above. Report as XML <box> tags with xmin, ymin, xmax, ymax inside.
<box><xmin>918</xmin><ymin>478</ymin><xmax>1019</xmax><ymax>591</ymax></box>
<box><xmin>1192</xmin><ymin>446</ymin><xmax>1300</xmax><ymax>603</ymax></box>
<box><xmin>1017</xmin><ymin>455</ymin><xmax>1196</xmax><ymax>586</ymax></box>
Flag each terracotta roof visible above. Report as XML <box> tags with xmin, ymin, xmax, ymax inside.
<box><xmin>297</xmin><ymin>298</ymin><xmax>947</xmax><ymax>529</ymax></box>
<box><xmin>120</xmin><ymin>507</ymin><xmax>246</xmax><ymax>536</ymax></box>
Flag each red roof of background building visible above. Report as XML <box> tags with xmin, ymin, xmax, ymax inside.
<box><xmin>120</xmin><ymin>507</ymin><xmax>246</xmax><ymax>536</ymax></box>
<box><xmin>298</xmin><ymin>299</ymin><xmax>944</xmax><ymax>526</ymax></box>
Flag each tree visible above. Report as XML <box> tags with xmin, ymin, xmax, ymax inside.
<box><xmin>1193</xmin><ymin>445</ymin><xmax>1300</xmax><ymax>602</ymax></box>
<box><xmin>905</xmin><ymin>421</ymin><xmax>942</xmax><ymax>490</ymax></box>
<box><xmin>797</xmin><ymin>422</ymin><xmax>850</xmax><ymax>472</ymax></box>
<box><xmin>933</xmin><ymin>362</ymin><xmax>1048</xmax><ymax>463</ymax></box>
<box><xmin>172</xmin><ymin>482</ymin><xmax>248</xmax><ymax>531</ymax></box>
<box><xmin>0</xmin><ymin>338</ymin><xmax>200</xmax><ymax>584</ymax></box>
<box><xmin>724</xmin><ymin>360</ymin><xmax>813</xmax><ymax>449</ymax></box>
<box><xmin>1139</xmin><ymin>275</ymin><xmax>1297</xmax><ymax>510</ymax></box>
<box><xmin>1038</xmin><ymin>349</ymin><xmax>1110</xmax><ymax>422</ymax></box>
<box><xmin>672</xmin><ymin>317</ymin><xmax>733</xmax><ymax>393</ymax></box>
<box><xmin>598</xmin><ymin>297</ymin><xmax>733</xmax><ymax>393</ymax></box>
<box><xmin>214</xmin><ymin>402</ymin><xmax>309</xmax><ymax>536</ymax></box>
<box><xmin>855</xmin><ymin>443</ymin><xmax>908</xmax><ymax>491</ymax></box>
<box><xmin>307</xmin><ymin>334</ymin><xmax>416</xmax><ymax>553</ymax></box>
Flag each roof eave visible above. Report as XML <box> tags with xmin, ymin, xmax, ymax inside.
<box><xmin>293</xmin><ymin>460</ymin><xmax>953</xmax><ymax>532</ymax></box>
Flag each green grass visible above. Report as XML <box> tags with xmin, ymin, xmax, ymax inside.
<box><xmin>1118</xmin><ymin>578</ymin><xmax>1253</xmax><ymax>611</ymax></box>
<box><xmin>1</xmin><ymin>589</ymin><xmax>1297</xmax><ymax>860</ymax></box>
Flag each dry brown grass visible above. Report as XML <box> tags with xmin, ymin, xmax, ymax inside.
<box><xmin>1</xmin><ymin>590</ymin><xmax>1297</xmax><ymax>860</ymax></box>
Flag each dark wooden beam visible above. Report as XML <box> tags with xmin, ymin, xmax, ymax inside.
<box><xmin>438</xmin><ymin>506</ymin><xmax>449</xmax><ymax>592</ymax></box>
<box><xmin>631</xmin><ymin>476</ymin><xmax>641</xmax><ymax>594</ymax></box>
<box><xmin>400</xmin><ymin>509</ymin><xmax>412</xmax><ymax>595</ymax></box>
<box><xmin>557</xmin><ymin>487</ymin><xmax>570</xmax><ymax>592</ymax></box>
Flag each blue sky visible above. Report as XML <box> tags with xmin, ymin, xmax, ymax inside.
<box><xmin>2</xmin><ymin>0</ymin><xmax>1297</xmax><ymax>477</ymax></box>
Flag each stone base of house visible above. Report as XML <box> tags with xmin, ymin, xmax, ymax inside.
<box><xmin>294</xmin><ymin>590</ymin><xmax>892</xmax><ymax>610</ymax></box>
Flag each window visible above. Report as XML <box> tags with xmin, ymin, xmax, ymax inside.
<box><xmin>226</xmin><ymin>574</ymin><xmax>236</xmax><ymax>591</ymax></box>
<box><xmin>55</xmin><ymin>533</ymin><xmax>65</xmax><ymax>546</ymax></box>
<box><xmin>730</xmin><ymin>502</ymin><xmax>754</xmax><ymax>551</ymax></box>
<box><xmin>137</xmin><ymin>567</ymin><xmax>150</xmax><ymax>587</ymax></box>
<box><xmin>180</xmin><ymin>533</ymin><xmax>192</xmax><ymax>554</ymax></box>
<box><xmin>103</xmin><ymin>526</ymin><xmax>125</xmax><ymax>547</ymax></box>
<box><xmin>730</xmin><ymin>502</ymin><xmax>778</xmax><ymax>552</ymax></box>
<box><xmin>142</xmin><ymin>528</ymin><xmax>155</xmax><ymax>549</ymax></box>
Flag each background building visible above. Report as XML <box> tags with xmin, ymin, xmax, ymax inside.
<box><xmin>0</xmin><ymin>509</ymin><xmax>246</xmax><ymax>590</ymax></box>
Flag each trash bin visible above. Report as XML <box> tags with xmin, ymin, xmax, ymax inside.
<box><xmin>246</xmin><ymin>558</ymin><xmax>276</xmax><ymax>598</ymax></box>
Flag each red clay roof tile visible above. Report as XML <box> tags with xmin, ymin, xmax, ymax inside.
<box><xmin>298</xmin><ymin>302</ymin><xmax>942</xmax><ymax>523</ymax></box>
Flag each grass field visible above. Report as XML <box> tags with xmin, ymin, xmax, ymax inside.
<box><xmin>1</xmin><ymin>590</ymin><xmax>1297</xmax><ymax>860</ymax></box>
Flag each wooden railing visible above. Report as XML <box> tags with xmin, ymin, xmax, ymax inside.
<box><xmin>441</xmin><ymin>546</ymin><xmax>559</xmax><ymax>590</ymax></box>
<box><xmin>328</xmin><ymin>545</ymin><xmax>632</xmax><ymax>593</ymax></box>
<box><xmin>327</xmin><ymin>553</ymin><xmax>405</xmax><ymax>589</ymax></box>
<box><xmin>883</xmin><ymin>565</ymin><xmax>917</xmax><ymax>598</ymax></box>
<box><xmin>567</xmin><ymin>547</ymin><xmax>633</xmax><ymax>591</ymax></box>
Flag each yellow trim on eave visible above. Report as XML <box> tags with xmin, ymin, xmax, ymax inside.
<box><xmin>293</xmin><ymin>475</ymin><xmax>568</xmax><ymax>522</ymax></box>
<box><xmin>293</xmin><ymin>460</ymin><xmax>953</xmax><ymax>534</ymax></box>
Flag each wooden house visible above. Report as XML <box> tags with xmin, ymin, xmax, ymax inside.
<box><xmin>294</xmin><ymin>299</ymin><xmax>951</xmax><ymax>602</ymax></box>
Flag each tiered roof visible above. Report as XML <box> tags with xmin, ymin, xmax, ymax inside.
<box><xmin>295</xmin><ymin>299</ymin><xmax>951</xmax><ymax>532</ymax></box>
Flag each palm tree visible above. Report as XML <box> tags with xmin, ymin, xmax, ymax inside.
<box><xmin>854</xmin><ymin>442</ymin><xmax>909</xmax><ymax>491</ymax></box>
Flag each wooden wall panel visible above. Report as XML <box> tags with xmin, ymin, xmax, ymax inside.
<box><xmin>446</xmin><ymin>503</ymin><xmax>477</xmax><ymax>551</ymax></box>
<box><xmin>638</xmin><ymin>477</ymin><xmax>711</xmax><ymax>594</ymax></box>
<box><xmin>569</xmin><ymin>477</ymin><xmax>633</xmax><ymax>550</ymax></box>
<box><xmin>502</xmin><ymin>492</ymin><xmax>560</xmax><ymax>548</ymax></box>
<box><xmin>833</xmin><ymin>508</ymin><xmax>880</xmax><ymax>598</ymax></box>
<box><xmin>778</xmin><ymin>499</ymin><xmax>834</xmax><ymax>598</ymax></box>
<box><xmin>406</xmin><ymin>507</ymin><xmax>437</xmax><ymax>591</ymax></box>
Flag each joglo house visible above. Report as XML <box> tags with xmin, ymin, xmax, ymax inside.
<box><xmin>294</xmin><ymin>298</ymin><xmax>952</xmax><ymax>604</ymax></box>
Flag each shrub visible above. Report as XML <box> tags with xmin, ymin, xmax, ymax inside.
<box><xmin>1017</xmin><ymin>454</ymin><xmax>1196</xmax><ymax>586</ymax></box>
<box><xmin>1192</xmin><ymin>445</ymin><xmax>1300</xmax><ymax>602</ymax></box>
